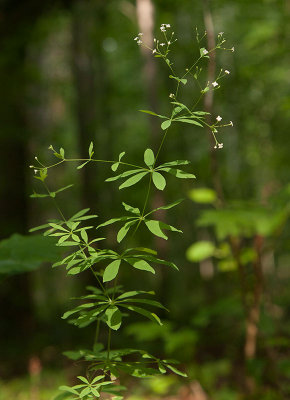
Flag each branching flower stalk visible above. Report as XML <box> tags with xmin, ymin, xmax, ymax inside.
<box><xmin>30</xmin><ymin>25</ymin><xmax>233</xmax><ymax>400</ymax></box>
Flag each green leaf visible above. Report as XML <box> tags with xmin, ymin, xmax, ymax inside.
<box><xmin>139</xmin><ymin>110</ymin><xmax>167</xmax><ymax>119</ymax></box>
<box><xmin>106</xmin><ymin>169</ymin><xmax>142</xmax><ymax>182</ymax></box>
<box><xmin>160</xmin><ymin>168</ymin><xmax>196</xmax><ymax>179</ymax></box>
<box><xmin>80</xmin><ymin>229</ymin><xmax>88</xmax><ymax>243</ymax></box>
<box><xmin>145</xmin><ymin>220</ymin><xmax>167</xmax><ymax>240</ymax></box>
<box><xmin>120</xmin><ymin>305</ymin><xmax>162</xmax><ymax>325</ymax></box>
<box><xmin>161</xmin><ymin>120</ymin><xmax>172</xmax><ymax>130</ymax></box>
<box><xmin>59</xmin><ymin>386</ymin><xmax>78</xmax><ymax>395</ymax></box>
<box><xmin>104</xmin><ymin>306</ymin><xmax>122</xmax><ymax>330</ymax></box>
<box><xmin>119</xmin><ymin>172</ymin><xmax>148</xmax><ymax>189</ymax></box>
<box><xmin>103</xmin><ymin>259</ymin><xmax>121</xmax><ymax>282</ymax></box>
<box><xmin>117</xmin><ymin>290</ymin><xmax>155</xmax><ymax>300</ymax></box>
<box><xmin>188</xmin><ymin>188</ymin><xmax>217</xmax><ymax>204</ymax></box>
<box><xmin>89</xmin><ymin>142</ymin><xmax>94</xmax><ymax>157</ymax></box>
<box><xmin>166</xmin><ymin>364</ymin><xmax>187</xmax><ymax>377</ymax></box>
<box><xmin>146</xmin><ymin>199</ymin><xmax>183</xmax><ymax>215</ymax></box>
<box><xmin>152</xmin><ymin>172</ymin><xmax>166</xmax><ymax>190</ymax></box>
<box><xmin>77</xmin><ymin>161</ymin><xmax>89</xmax><ymax>169</ymax></box>
<box><xmin>126</xmin><ymin>258</ymin><xmax>155</xmax><ymax>274</ymax></box>
<box><xmin>77</xmin><ymin>376</ymin><xmax>89</xmax><ymax>384</ymax></box>
<box><xmin>122</xmin><ymin>202</ymin><xmax>140</xmax><ymax>215</ymax></box>
<box><xmin>180</xmin><ymin>78</ymin><xmax>187</xmax><ymax>85</ymax></box>
<box><xmin>176</xmin><ymin>118</ymin><xmax>203</xmax><ymax>127</ymax></box>
<box><xmin>55</xmin><ymin>184</ymin><xmax>74</xmax><ymax>195</ymax></box>
<box><xmin>117</xmin><ymin>221</ymin><xmax>136</xmax><ymax>243</ymax></box>
<box><xmin>144</xmin><ymin>148</ymin><xmax>155</xmax><ymax>167</ymax></box>
<box><xmin>62</xmin><ymin>303</ymin><xmax>95</xmax><ymax>320</ymax></box>
<box><xmin>80</xmin><ymin>386</ymin><xmax>91</xmax><ymax>397</ymax></box>
<box><xmin>186</xmin><ymin>241</ymin><xmax>216</xmax><ymax>262</ymax></box>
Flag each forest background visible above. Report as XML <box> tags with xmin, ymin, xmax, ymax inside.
<box><xmin>0</xmin><ymin>0</ymin><xmax>290</xmax><ymax>399</ymax></box>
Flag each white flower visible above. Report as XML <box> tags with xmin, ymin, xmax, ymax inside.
<box><xmin>160</xmin><ymin>25</ymin><xmax>166</xmax><ymax>32</ymax></box>
<box><xmin>203</xmin><ymin>49</ymin><xmax>209</xmax><ymax>55</ymax></box>
<box><xmin>152</xmin><ymin>49</ymin><xmax>157</xmax><ymax>54</ymax></box>
<box><xmin>225</xmin><ymin>70</ymin><xmax>230</xmax><ymax>74</ymax></box>
<box><xmin>137</xmin><ymin>40</ymin><xmax>142</xmax><ymax>45</ymax></box>
<box><xmin>34</xmin><ymin>169</ymin><xmax>38</xmax><ymax>174</ymax></box>
<box><xmin>169</xmin><ymin>93</ymin><xmax>175</xmax><ymax>98</ymax></box>
<box><xmin>34</xmin><ymin>156</ymin><xmax>38</xmax><ymax>160</ymax></box>
<box><xmin>166</xmin><ymin>24</ymin><xmax>171</xmax><ymax>28</ymax></box>
<box><xmin>231</xmin><ymin>46</ymin><xmax>235</xmax><ymax>52</ymax></box>
<box><xmin>212</xmin><ymin>81</ymin><xmax>218</xmax><ymax>87</ymax></box>
<box><xmin>214</xmin><ymin>145</ymin><xmax>217</xmax><ymax>149</ymax></box>
<box><xmin>134</xmin><ymin>37</ymin><xmax>139</xmax><ymax>41</ymax></box>
<box><xmin>218</xmin><ymin>143</ymin><xmax>224</xmax><ymax>149</ymax></box>
<box><xmin>160</xmin><ymin>43</ymin><xmax>165</xmax><ymax>46</ymax></box>
<box><xmin>229</xmin><ymin>121</ymin><xmax>233</xmax><ymax>126</ymax></box>
<box><xmin>216</xmin><ymin>116</ymin><xmax>222</xmax><ymax>122</ymax></box>
<box><xmin>29</xmin><ymin>165</ymin><xmax>34</xmax><ymax>168</ymax></box>
<box><xmin>138</xmin><ymin>33</ymin><xmax>143</xmax><ymax>36</ymax></box>
<box><xmin>168</xmin><ymin>41</ymin><xmax>171</xmax><ymax>45</ymax></box>
<box><xmin>154</xmin><ymin>38</ymin><xmax>156</xmax><ymax>42</ymax></box>
<box><xmin>218</xmin><ymin>32</ymin><xmax>224</xmax><ymax>36</ymax></box>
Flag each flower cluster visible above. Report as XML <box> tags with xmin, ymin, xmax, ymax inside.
<box><xmin>160</xmin><ymin>23</ymin><xmax>171</xmax><ymax>32</ymax></box>
<box><xmin>134</xmin><ymin>33</ymin><xmax>143</xmax><ymax>46</ymax></box>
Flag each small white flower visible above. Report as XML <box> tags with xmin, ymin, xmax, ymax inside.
<box><xmin>212</xmin><ymin>81</ymin><xmax>218</xmax><ymax>87</ymax></box>
<box><xmin>29</xmin><ymin>165</ymin><xmax>34</xmax><ymax>168</ymax></box>
<box><xmin>154</xmin><ymin>38</ymin><xmax>156</xmax><ymax>42</ymax></box>
<box><xmin>203</xmin><ymin>49</ymin><xmax>209</xmax><ymax>55</ymax></box>
<box><xmin>229</xmin><ymin>121</ymin><xmax>233</xmax><ymax>126</ymax></box>
<box><xmin>34</xmin><ymin>169</ymin><xmax>38</xmax><ymax>174</ymax></box>
<box><xmin>218</xmin><ymin>32</ymin><xmax>224</xmax><ymax>36</ymax></box>
<box><xmin>152</xmin><ymin>49</ymin><xmax>157</xmax><ymax>54</ymax></box>
<box><xmin>166</xmin><ymin>24</ymin><xmax>171</xmax><ymax>28</ymax></box>
<box><xmin>231</xmin><ymin>46</ymin><xmax>235</xmax><ymax>52</ymax></box>
<box><xmin>160</xmin><ymin>43</ymin><xmax>165</xmax><ymax>46</ymax></box>
<box><xmin>48</xmin><ymin>145</ymin><xmax>53</xmax><ymax>150</ymax></box>
<box><xmin>137</xmin><ymin>40</ymin><xmax>142</xmax><ymax>45</ymax></box>
<box><xmin>218</xmin><ymin>143</ymin><xmax>224</xmax><ymax>149</ymax></box>
<box><xmin>225</xmin><ymin>70</ymin><xmax>230</xmax><ymax>74</ymax></box>
<box><xmin>214</xmin><ymin>145</ymin><xmax>217</xmax><ymax>149</ymax></box>
<box><xmin>134</xmin><ymin>37</ymin><xmax>139</xmax><ymax>41</ymax></box>
<box><xmin>168</xmin><ymin>41</ymin><xmax>171</xmax><ymax>45</ymax></box>
<box><xmin>169</xmin><ymin>93</ymin><xmax>175</xmax><ymax>98</ymax></box>
<box><xmin>138</xmin><ymin>33</ymin><xmax>143</xmax><ymax>36</ymax></box>
<box><xmin>216</xmin><ymin>116</ymin><xmax>222</xmax><ymax>122</ymax></box>
<box><xmin>34</xmin><ymin>156</ymin><xmax>38</xmax><ymax>160</ymax></box>
<box><xmin>160</xmin><ymin>26</ymin><xmax>166</xmax><ymax>32</ymax></box>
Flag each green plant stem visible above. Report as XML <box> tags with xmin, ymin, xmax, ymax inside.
<box><xmin>106</xmin><ymin>328</ymin><xmax>112</xmax><ymax>361</ymax></box>
<box><xmin>94</xmin><ymin>319</ymin><xmax>101</xmax><ymax>346</ymax></box>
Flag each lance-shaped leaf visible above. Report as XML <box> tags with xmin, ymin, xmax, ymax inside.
<box><xmin>139</xmin><ymin>109</ymin><xmax>167</xmax><ymax>118</ymax></box>
<box><xmin>157</xmin><ymin>160</ymin><xmax>190</xmax><ymax>168</ymax></box>
<box><xmin>120</xmin><ymin>304</ymin><xmax>162</xmax><ymax>325</ymax></box>
<box><xmin>158</xmin><ymin>167</ymin><xmax>196</xmax><ymax>179</ymax></box>
<box><xmin>119</xmin><ymin>171</ymin><xmax>149</xmax><ymax>190</ymax></box>
<box><xmin>174</xmin><ymin>118</ymin><xmax>203</xmax><ymax>127</ymax></box>
<box><xmin>117</xmin><ymin>220</ymin><xmax>138</xmax><ymax>243</ymax></box>
<box><xmin>145</xmin><ymin>199</ymin><xmax>183</xmax><ymax>216</ymax></box>
<box><xmin>103</xmin><ymin>259</ymin><xmax>121</xmax><ymax>282</ymax></box>
<box><xmin>134</xmin><ymin>254</ymin><xmax>179</xmax><ymax>271</ymax></box>
<box><xmin>122</xmin><ymin>202</ymin><xmax>141</xmax><ymax>215</ymax></box>
<box><xmin>119</xmin><ymin>298</ymin><xmax>168</xmax><ymax>311</ymax></box>
<box><xmin>111</xmin><ymin>151</ymin><xmax>125</xmax><ymax>172</ymax></box>
<box><xmin>97</xmin><ymin>216</ymin><xmax>133</xmax><ymax>229</ymax></box>
<box><xmin>116</xmin><ymin>290</ymin><xmax>155</xmax><ymax>300</ymax></box>
<box><xmin>104</xmin><ymin>306</ymin><xmax>122</xmax><ymax>330</ymax></box>
<box><xmin>106</xmin><ymin>169</ymin><xmax>144</xmax><ymax>182</ymax></box>
<box><xmin>152</xmin><ymin>172</ymin><xmax>166</xmax><ymax>190</ymax></box>
<box><xmin>62</xmin><ymin>303</ymin><xmax>95</xmax><ymax>320</ymax></box>
<box><xmin>161</xmin><ymin>120</ymin><xmax>172</xmax><ymax>130</ymax></box>
<box><xmin>144</xmin><ymin>148</ymin><xmax>155</xmax><ymax>167</ymax></box>
<box><xmin>145</xmin><ymin>220</ymin><xmax>168</xmax><ymax>240</ymax></box>
<box><xmin>125</xmin><ymin>258</ymin><xmax>155</xmax><ymax>274</ymax></box>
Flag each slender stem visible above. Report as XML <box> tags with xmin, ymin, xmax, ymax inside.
<box><xmin>106</xmin><ymin>328</ymin><xmax>112</xmax><ymax>361</ymax></box>
<box><xmin>94</xmin><ymin>319</ymin><xmax>101</xmax><ymax>346</ymax></box>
